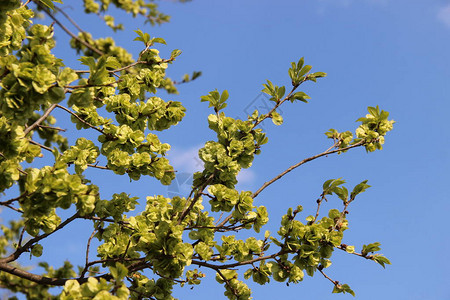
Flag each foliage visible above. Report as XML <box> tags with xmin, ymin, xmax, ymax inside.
<box><xmin>0</xmin><ymin>0</ymin><xmax>393</xmax><ymax>299</ymax></box>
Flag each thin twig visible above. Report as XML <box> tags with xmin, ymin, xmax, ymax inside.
<box><xmin>17</xmin><ymin>227</ymin><xmax>26</xmax><ymax>248</ymax></box>
<box><xmin>178</xmin><ymin>174</ymin><xmax>214</xmax><ymax>224</ymax></box>
<box><xmin>28</xmin><ymin>139</ymin><xmax>52</xmax><ymax>152</ymax></box>
<box><xmin>80</xmin><ymin>228</ymin><xmax>98</xmax><ymax>278</ymax></box>
<box><xmin>191</xmin><ymin>251</ymin><xmax>281</xmax><ymax>270</ymax></box>
<box><xmin>252</xmin><ymin>78</ymin><xmax>307</xmax><ymax>129</ymax></box>
<box><xmin>0</xmin><ymin>212</ymin><xmax>80</xmax><ymax>264</ymax></box>
<box><xmin>54</xmin><ymin>6</ymin><xmax>86</xmax><ymax>34</ymax></box>
<box><xmin>0</xmin><ymin>193</ymin><xmax>28</xmax><ymax>206</ymax></box>
<box><xmin>33</xmin><ymin>0</ymin><xmax>104</xmax><ymax>56</ymax></box>
<box><xmin>37</xmin><ymin>124</ymin><xmax>66</xmax><ymax>132</ymax></box>
<box><xmin>24</xmin><ymin>104</ymin><xmax>58</xmax><ymax>135</ymax></box>
<box><xmin>336</xmin><ymin>245</ymin><xmax>373</xmax><ymax>260</ymax></box>
<box><xmin>21</xmin><ymin>0</ymin><xmax>31</xmax><ymax>8</ymax></box>
<box><xmin>312</xmin><ymin>194</ymin><xmax>327</xmax><ymax>224</ymax></box>
<box><xmin>64</xmin><ymin>81</ymin><xmax>118</xmax><ymax>89</ymax></box>
<box><xmin>1</xmin><ymin>204</ymin><xmax>23</xmax><ymax>213</ymax></box>
<box><xmin>318</xmin><ymin>267</ymin><xmax>339</xmax><ymax>286</ymax></box>
<box><xmin>87</xmin><ymin>164</ymin><xmax>109</xmax><ymax>170</ymax></box>
<box><xmin>252</xmin><ymin>141</ymin><xmax>364</xmax><ymax>199</ymax></box>
<box><xmin>216</xmin><ymin>269</ymin><xmax>240</xmax><ymax>298</ymax></box>
<box><xmin>74</xmin><ymin>58</ymin><xmax>174</xmax><ymax>75</ymax></box>
<box><xmin>216</xmin><ymin>141</ymin><xmax>365</xmax><ymax>228</ymax></box>
<box><xmin>0</xmin><ymin>260</ymin><xmax>113</xmax><ymax>286</ymax></box>
<box><xmin>55</xmin><ymin>104</ymin><xmax>106</xmax><ymax>135</ymax></box>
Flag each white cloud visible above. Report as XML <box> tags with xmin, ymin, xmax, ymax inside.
<box><xmin>237</xmin><ymin>169</ymin><xmax>256</xmax><ymax>185</ymax></box>
<box><xmin>168</xmin><ymin>145</ymin><xmax>203</xmax><ymax>174</ymax></box>
<box><xmin>437</xmin><ymin>4</ymin><xmax>450</xmax><ymax>28</ymax></box>
<box><xmin>168</xmin><ymin>146</ymin><xmax>256</xmax><ymax>186</ymax></box>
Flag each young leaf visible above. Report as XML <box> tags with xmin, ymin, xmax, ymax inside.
<box><xmin>372</xmin><ymin>255</ymin><xmax>391</xmax><ymax>268</ymax></box>
<box><xmin>271</xmin><ymin>111</ymin><xmax>283</xmax><ymax>125</ymax></box>
<box><xmin>350</xmin><ymin>180</ymin><xmax>370</xmax><ymax>201</ymax></box>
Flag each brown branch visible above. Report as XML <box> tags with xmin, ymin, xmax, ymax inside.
<box><xmin>0</xmin><ymin>212</ymin><xmax>80</xmax><ymax>264</ymax></box>
<box><xmin>191</xmin><ymin>251</ymin><xmax>281</xmax><ymax>270</ymax></box>
<box><xmin>333</xmin><ymin>198</ymin><xmax>352</xmax><ymax>232</ymax></box>
<box><xmin>0</xmin><ymin>193</ymin><xmax>28</xmax><ymax>206</ymax></box>
<box><xmin>178</xmin><ymin>174</ymin><xmax>214</xmax><ymax>224</ymax></box>
<box><xmin>318</xmin><ymin>267</ymin><xmax>339</xmax><ymax>286</ymax></box>
<box><xmin>0</xmin><ymin>261</ymin><xmax>113</xmax><ymax>286</ymax></box>
<box><xmin>252</xmin><ymin>141</ymin><xmax>365</xmax><ymax>199</ymax></box>
<box><xmin>1</xmin><ymin>204</ymin><xmax>23</xmax><ymax>213</ymax></box>
<box><xmin>55</xmin><ymin>104</ymin><xmax>106</xmax><ymax>135</ymax></box>
<box><xmin>87</xmin><ymin>163</ymin><xmax>110</xmax><ymax>170</ymax></box>
<box><xmin>80</xmin><ymin>228</ymin><xmax>98</xmax><ymax>278</ymax></box>
<box><xmin>37</xmin><ymin>124</ymin><xmax>66</xmax><ymax>132</ymax></box>
<box><xmin>216</xmin><ymin>141</ymin><xmax>365</xmax><ymax>228</ymax></box>
<box><xmin>252</xmin><ymin>77</ymin><xmax>309</xmax><ymax>129</ymax></box>
<box><xmin>312</xmin><ymin>193</ymin><xmax>327</xmax><ymax>224</ymax></box>
<box><xmin>0</xmin><ymin>212</ymin><xmax>122</xmax><ymax>286</ymax></box>
<box><xmin>17</xmin><ymin>227</ymin><xmax>26</xmax><ymax>248</ymax></box>
<box><xmin>79</xmin><ymin>215</ymin><xmax>129</xmax><ymax>225</ymax></box>
<box><xmin>336</xmin><ymin>245</ymin><xmax>373</xmax><ymax>260</ymax></box>
<box><xmin>29</xmin><ymin>141</ymin><xmax>111</xmax><ymax>171</ymax></box>
<box><xmin>28</xmin><ymin>139</ymin><xmax>52</xmax><ymax>152</ymax></box>
<box><xmin>216</xmin><ymin>269</ymin><xmax>240</xmax><ymax>298</ymax></box>
<box><xmin>74</xmin><ymin>58</ymin><xmax>174</xmax><ymax>75</ymax></box>
<box><xmin>64</xmin><ymin>81</ymin><xmax>118</xmax><ymax>89</ymax></box>
<box><xmin>252</xmin><ymin>85</ymin><xmax>297</xmax><ymax>128</ymax></box>
<box><xmin>24</xmin><ymin>104</ymin><xmax>58</xmax><ymax>135</ymax></box>
<box><xmin>54</xmin><ymin>6</ymin><xmax>86</xmax><ymax>35</ymax></box>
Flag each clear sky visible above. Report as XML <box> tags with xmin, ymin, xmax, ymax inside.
<box><xmin>2</xmin><ymin>0</ymin><xmax>450</xmax><ymax>299</ymax></box>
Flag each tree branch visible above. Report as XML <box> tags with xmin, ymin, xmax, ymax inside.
<box><xmin>24</xmin><ymin>104</ymin><xmax>58</xmax><ymax>136</ymax></box>
<box><xmin>178</xmin><ymin>174</ymin><xmax>214</xmax><ymax>224</ymax></box>
<box><xmin>0</xmin><ymin>212</ymin><xmax>80</xmax><ymax>264</ymax></box>
<box><xmin>216</xmin><ymin>141</ymin><xmax>365</xmax><ymax>228</ymax></box>
<box><xmin>252</xmin><ymin>141</ymin><xmax>364</xmax><ymax>199</ymax></box>
<box><xmin>55</xmin><ymin>104</ymin><xmax>106</xmax><ymax>136</ymax></box>
<box><xmin>0</xmin><ymin>261</ymin><xmax>113</xmax><ymax>286</ymax></box>
<box><xmin>191</xmin><ymin>251</ymin><xmax>281</xmax><ymax>270</ymax></box>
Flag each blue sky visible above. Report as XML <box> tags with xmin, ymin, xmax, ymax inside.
<box><xmin>2</xmin><ymin>0</ymin><xmax>450</xmax><ymax>299</ymax></box>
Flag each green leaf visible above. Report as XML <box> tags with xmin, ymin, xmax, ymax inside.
<box><xmin>345</xmin><ymin>245</ymin><xmax>355</xmax><ymax>253</ymax></box>
<box><xmin>372</xmin><ymin>255</ymin><xmax>391</xmax><ymax>268</ymax></box>
<box><xmin>39</xmin><ymin>0</ymin><xmax>55</xmax><ymax>10</ymax></box>
<box><xmin>367</xmin><ymin>106</ymin><xmax>379</xmax><ymax>117</ymax></box>
<box><xmin>350</xmin><ymin>180</ymin><xmax>370</xmax><ymax>201</ymax></box>
<box><xmin>220</xmin><ymin>90</ymin><xmax>229</xmax><ymax>103</ymax></box>
<box><xmin>362</xmin><ymin>242</ymin><xmax>381</xmax><ymax>256</ymax></box>
<box><xmin>31</xmin><ymin>244</ymin><xmax>43</xmax><ymax>257</ymax></box>
<box><xmin>105</xmin><ymin>56</ymin><xmax>122</xmax><ymax>69</ymax></box>
<box><xmin>290</xmin><ymin>91</ymin><xmax>311</xmax><ymax>103</ymax></box>
<box><xmin>277</xmin><ymin>86</ymin><xmax>285</xmax><ymax>100</ymax></box>
<box><xmin>79</xmin><ymin>56</ymin><xmax>96</xmax><ymax>71</ymax></box>
<box><xmin>171</xmin><ymin>49</ymin><xmax>182</xmax><ymax>58</ymax></box>
<box><xmin>152</xmin><ymin>37</ymin><xmax>167</xmax><ymax>45</ymax></box>
<box><xmin>110</xmin><ymin>263</ymin><xmax>128</xmax><ymax>281</ymax></box>
<box><xmin>134</xmin><ymin>29</ymin><xmax>150</xmax><ymax>44</ymax></box>
<box><xmin>297</xmin><ymin>57</ymin><xmax>305</xmax><ymax>70</ymax></box>
<box><xmin>191</xmin><ymin>71</ymin><xmax>202</xmax><ymax>80</ymax></box>
<box><xmin>271</xmin><ymin>111</ymin><xmax>283</xmax><ymax>125</ymax></box>
<box><xmin>58</xmin><ymin>67</ymin><xmax>79</xmax><ymax>86</ymax></box>
<box><xmin>299</xmin><ymin>65</ymin><xmax>312</xmax><ymax>77</ymax></box>
<box><xmin>310</xmin><ymin>72</ymin><xmax>327</xmax><ymax>78</ymax></box>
